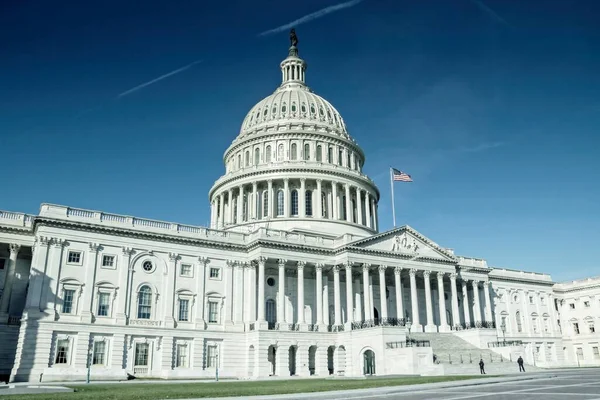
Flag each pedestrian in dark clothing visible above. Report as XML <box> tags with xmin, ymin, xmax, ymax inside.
<box><xmin>479</xmin><ymin>358</ymin><xmax>486</xmax><ymax>374</ymax></box>
<box><xmin>517</xmin><ymin>356</ymin><xmax>525</xmax><ymax>372</ymax></box>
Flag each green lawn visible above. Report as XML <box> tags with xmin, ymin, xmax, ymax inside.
<box><xmin>3</xmin><ymin>376</ymin><xmax>481</xmax><ymax>400</ymax></box>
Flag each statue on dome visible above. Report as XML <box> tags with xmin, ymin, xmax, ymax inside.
<box><xmin>290</xmin><ymin>28</ymin><xmax>298</xmax><ymax>47</ymax></box>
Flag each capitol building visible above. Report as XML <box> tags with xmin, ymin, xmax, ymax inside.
<box><xmin>1</xmin><ymin>35</ymin><xmax>599</xmax><ymax>383</ymax></box>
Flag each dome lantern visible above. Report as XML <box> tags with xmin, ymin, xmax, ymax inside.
<box><xmin>280</xmin><ymin>29</ymin><xmax>307</xmax><ymax>88</ymax></box>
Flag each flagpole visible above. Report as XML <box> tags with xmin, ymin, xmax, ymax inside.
<box><xmin>390</xmin><ymin>167</ymin><xmax>396</xmax><ymax>227</ymax></box>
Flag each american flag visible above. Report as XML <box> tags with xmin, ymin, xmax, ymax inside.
<box><xmin>392</xmin><ymin>168</ymin><xmax>413</xmax><ymax>182</ymax></box>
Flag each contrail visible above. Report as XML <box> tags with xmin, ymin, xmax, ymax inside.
<box><xmin>258</xmin><ymin>0</ymin><xmax>364</xmax><ymax>37</ymax></box>
<box><xmin>117</xmin><ymin>59</ymin><xmax>203</xmax><ymax>98</ymax></box>
<box><xmin>469</xmin><ymin>0</ymin><xmax>509</xmax><ymax>25</ymax></box>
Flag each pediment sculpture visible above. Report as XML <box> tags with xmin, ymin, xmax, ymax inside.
<box><xmin>391</xmin><ymin>233</ymin><xmax>420</xmax><ymax>254</ymax></box>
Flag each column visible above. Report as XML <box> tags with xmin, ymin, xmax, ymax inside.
<box><xmin>297</xmin><ymin>261</ymin><xmax>305</xmax><ymax>324</ymax></box>
<box><xmin>267</xmin><ymin>180</ymin><xmax>273</xmax><ymax>218</ymax></box>
<box><xmin>333</xmin><ymin>265</ymin><xmax>341</xmax><ymax>326</ymax></box>
<box><xmin>437</xmin><ymin>273</ymin><xmax>449</xmax><ymax>332</ymax></box>
<box><xmin>344</xmin><ymin>263</ymin><xmax>353</xmax><ymax>324</ymax></box>
<box><xmin>284</xmin><ymin>178</ymin><xmax>290</xmax><ymax>217</ymax></box>
<box><xmin>378</xmin><ymin>266</ymin><xmax>388</xmax><ymax>319</ymax></box>
<box><xmin>548</xmin><ymin>293</ymin><xmax>558</xmax><ymax>334</ymax></box>
<box><xmin>252</xmin><ymin>182</ymin><xmax>258</xmax><ymax>220</ymax></box>
<box><xmin>365</xmin><ymin>192</ymin><xmax>372</xmax><ymax>228</ymax></box>
<box><xmin>226</xmin><ymin>188</ymin><xmax>233</xmax><ymax>224</ymax></box>
<box><xmin>24</xmin><ymin>237</ymin><xmax>50</xmax><ymax>312</ymax></box>
<box><xmin>409</xmin><ymin>268</ymin><xmax>421</xmax><ymax>331</ymax></box>
<box><xmin>0</xmin><ymin>244</ymin><xmax>21</xmax><ymax>316</ymax></box>
<box><xmin>362</xmin><ymin>264</ymin><xmax>371</xmax><ymax>321</ymax></box>
<box><xmin>43</xmin><ymin>239</ymin><xmax>65</xmax><ymax>315</ymax></box>
<box><xmin>332</xmin><ymin>182</ymin><xmax>338</xmax><ymax>220</ymax></box>
<box><xmin>483</xmin><ymin>281</ymin><xmax>493</xmax><ymax>324</ymax></box>
<box><xmin>394</xmin><ymin>267</ymin><xmax>404</xmax><ymax>320</ymax></box>
<box><xmin>210</xmin><ymin>201</ymin><xmax>215</xmax><ymax>228</ymax></box>
<box><xmin>450</xmin><ymin>273</ymin><xmax>460</xmax><ymax>329</ymax></box>
<box><xmin>219</xmin><ymin>193</ymin><xmax>225</xmax><ymax>228</ymax></box>
<box><xmin>423</xmin><ymin>270</ymin><xmax>435</xmax><ymax>332</ymax></box>
<box><xmin>224</xmin><ymin>260</ymin><xmax>235</xmax><ymax>325</ymax></box>
<box><xmin>472</xmin><ymin>280</ymin><xmax>482</xmax><ymax>325</ymax></box>
<box><xmin>344</xmin><ymin>183</ymin><xmax>352</xmax><ymax>222</ymax></box>
<box><xmin>238</xmin><ymin>185</ymin><xmax>244</xmax><ymax>222</ymax></box>
<box><xmin>372</xmin><ymin>200</ymin><xmax>378</xmax><ymax>231</ymax></box>
<box><xmin>257</xmin><ymin>257</ymin><xmax>266</xmax><ymax>323</ymax></box>
<box><xmin>315</xmin><ymin>263</ymin><xmax>324</xmax><ymax>325</ymax></box>
<box><xmin>356</xmin><ymin>188</ymin><xmax>363</xmax><ymax>226</ymax></box>
<box><xmin>164</xmin><ymin>253</ymin><xmax>178</xmax><ymax>328</ymax></box>
<box><xmin>277</xmin><ymin>259</ymin><xmax>286</xmax><ymax>325</ymax></box>
<box><xmin>316</xmin><ymin>180</ymin><xmax>323</xmax><ymax>219</ymax></box>
<box><xmin>354</xmin><ymin>277</ymin><xmax>362</xmax><ymax>321</ymax></box>
<box><xmin>116</xmin><ymin>247</ymin><xmax>133</xmax><ymax>324</ymax></box>
<box><xmin>196</xmin><ymin>257</ymin><xmax>209</xmax><ymax>328</ymax></box>
<box><xmin>299</xmin><ymin>178</ymin><xmax>306</xmax><ymax>218</ymax></box>
<box><xmin>80</xmin><ymin>243</ymin><xmax>99</xmax><ymax>323</ymax></box>
<box><xmin>462</xmin><ymin>280</ymin><xmax>471</xmax><ymax>327</ymax></box>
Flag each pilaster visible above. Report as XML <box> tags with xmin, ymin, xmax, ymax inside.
<box><xmin>80</xmin><ymin>243</ymin><xmax>100</xmax><ymax>323</ymax></box>
<box><xmin>116</xmin><ymin>247</ymin><xmax>134</xmax><ymax>325</ymax></box>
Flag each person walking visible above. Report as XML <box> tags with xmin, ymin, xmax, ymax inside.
<box><xmin>479</xmin><ymin>358</ymin><xmax>486</xmax><ymax>374</ymax></box>
<box><xmin>517</xmin><ymin>356</ymin><xmax>525</xmax><ymax>372</ymax></box>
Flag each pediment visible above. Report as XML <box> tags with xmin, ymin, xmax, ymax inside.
<box><xmin>348</xmin><ymin>226</ymin><xmax>456</xmax><ymax>262</ymax></box>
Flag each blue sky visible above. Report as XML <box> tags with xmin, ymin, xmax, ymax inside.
<box><xmin>1</xmin><ymin>0</ymin><xmax>598</xmax><ymax>281</ymax></box>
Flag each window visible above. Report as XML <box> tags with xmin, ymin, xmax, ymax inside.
<box><xmin>67</xmin><ymin>251</ymin><xmax>82</xmax><ymax>264</ymax></box>
<box><xmin>342</xmin><ymin>195</ymin><xmax>347</xmax><ymax>220</ymax></box>
<box><xmin>570</xmin><ymin>303</ymin><xmax>575</xmax><ymax>309</ymax></box>
<box><xmin>540</xmin><ymin>296</ymin><xmax>546</xmax><ymax>305</ymax></box>
<box><xmin>593</xmin><ymin>347</ymin><xmax>600</xmax><ymax>360</ymax></box>
<box><xmin>97</xmin><ymin>292</ymin><xmax>110</xmax><ymax>316</ymax></box>
<box><xmin>207</xmin><ymin>345</ymin><xmax>218</xmax><ymax>368</ymax></box>
<box><xmin>63</xmin><ymin>289</ymin><xmax>75</xmax><ymax>314</ymax></box>
<box><xmin>304</xmin><ymin>143</ymin><xmax>310</xmax><ymax>160</ymax></box>
<box><xmin>515</xmin><ymin>311</ymin><xmax>522</xmax><ymax>333</ymax></box>
<box><xmin>316</xmin><ymin>145</ymin><xmax>322</xmax><ymax>162</ymax></box>
<box><xmin>265</xmin><ymin>145</ymin><xmax>271</xmax><ymax>163</ymax></box>
<box><xmin>176</xmin><ymin>344</ymin><xmax>188</xmax><ymax>368</ymax></box>
<box><xmin>305</xmin><ymin>190</ymin><xmax>313</xmax><ymax>216</ymax></box>
<box><xmin>291</xmin><ymin>190</ymin><xmax>299</xmax><ymax>216</ymax></box>
<box><xmin>262</xmin><ymin>191</ymin><xmax>269</xmax><ymax>219</ymax></box>
<box><xmin>209</xmin><ymin>267</ymin><xmax>220</xmax><ymax>279</ymax></box>
<box><xmin>237</xmin><ymin>154</ymin><xmax>241</xmax><ymax>169</ymax></box>
<box><xmin>281</xmin><ymin>103</ymin><xmax>287</xmax><ymax>114</ymax></box>
<box><xmin>584</xmin><ymin>301</ymin><xmax>590</xmax><ymax>307</ymax></box>
<box><xmin>321</xmin><ymin>192</ymin><xmax>328</xmax><ymax>218</ymax></box>
<box><xmin>135</xmin><ymin>343</ymin><xmax>149</xmax><ymax>366</ymax></box>
<box><xmin>532</xmin><ymin>317</ymin><xmax>538</xmax><ymax>333</ymax></box>
<box><xmin>208</xmin><ymin>301</ymin><xmax>219</xmax><ymax>323</ymax></box>
<box><xmin>254</xmin><ymin>148</ymin><xmax>260</xmax><ymax>165</ymax></box>
<box><xmin>573</xmin><ymin>322</ymin><xmax>580</xmax><ymax>334</ymax></box>
<box><xmin>137</xmin><ymin>286</ymin><xmax>152</xmax><ymax>319</ymax></box>
<box><xmin>529</xmin><ymin>296</ymin><xmax>534</xmax><ymax>304</ymax></box>
<box><xmin>267</xmin><ymin>277</ymin><xmax>276</xmax><ymax>287</ymax></box>
<box><xmin>291</xmin><ymin>143</ymin><xmax>297</xmax><ymax>160</ymax></box>
<box><xmin>277</xmin><ymin>144</ymin><xmax>284</xmax><ymax>161</ymax></box>
<box><xmin>338</xmin><ymin>148</ymin><xmax>343</xmax><ymax>165</ymax></box>
<box><xmin>92</xmin><ymin>341</ymin><xmax>106</xmax><ymax>365</ymax></box>
<box><xmin>101</xmin><ymin>255</ymin><xmax>115</xmax><ymax>268</ymax></box>
<box><xmin>576</xmin><ymin>347</ymin><xmax>584</xmax><ymax>360</ymax></box>
<box><xmin>55</xmin><ymin>339</ymin><xmax>70</xmax><ymax>364</ymax></box>
<box><xmin>543</xmin><ymin>318</ymin><xmax>549</xmax><ymax>332</ymax></box>
<box><xmin>347</xmin><ymin>152</ymin><xmax>351</xmax><ymax>168</ymax></box>
<box><xmin>142</xmin><ymin>261</ymin><xmax>153</xmax><ymax>272</ymax></box>
<box><xmin>588</xmin><ymin>321</ymin><xmax>595</xmax><ymax>333</ymax></box>
<box><xmin>245</xmin><ymin>151</ymin><xmax>250</xmax><ymax>167</ymax></box>
<box><xmin>243</xmin><ymin>194</ymin><xmax>248</xmax><ymax>221</ymax></box>
<box><xmin>180</xmin><ymin>264</ymin><xmax>192</xmax><ymax>277</ymax></box>
<box><xmin>300</xmin><ymin>103</ymin><xmax>305</xmax><ymax>113</ymax></box>
<box><xmin>179</xmin><ymin>299</ymin><xmax>190</xmax><ymax>321</ymax></box>
<box><xmin>276</xmin><ymin>190</ymin><xmax>284</xmax><ymax>216</ymax></box>
<box><xmin>327</xmin><ymin>147</ymin><xmax>333</xmax><ymax>163</ymax></box>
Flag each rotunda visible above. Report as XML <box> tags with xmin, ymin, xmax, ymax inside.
<box><xmin>208</xmin><ymin>34</ymin><xmax>380</xmax><ymax>237</ymax></box>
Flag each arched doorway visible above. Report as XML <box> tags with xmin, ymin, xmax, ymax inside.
<box><xmin>288</xmin><ymin>346</ymin><xmax>297</xmax><ymax>376</ymax></box>
<box><xmin>267</xmin><ymin>345</ymin><xmax>276</xmax><ymax>376</ymax></box>
<box><xmin>373</xmin><ymin>307</ymin><xmax>379</xmax><ymax>321</ymax></box>
<box><xmin>327</xmin><ymin>346</ymin><xmax>335</xmax><ymax>375</ymax></box>
<box><xmin>308</xmin><ymin>346</ymin><xmax>317</xmax><ymax>375</ymax></box>
<box><xmin>363</xmin><ymin>350</ymin><xmax>376</xmax><ymax>375</ymax></box>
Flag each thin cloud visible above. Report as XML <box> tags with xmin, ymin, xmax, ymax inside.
<box><xmin>117</xmin><ymin>59</ymin><xmax>203</xmax><ymax>98</ymax></box>
<box><xmin>460</xmin><ymin>142</ymin><xmax>505</xmax><ymax>153</ymax></box>
<box><xmin>469</xmin><ymin>0</ymin><xmax>509</xmax><ymax>26</ymax></box>
<box><xmin>258</xmin><ymin>0</ymin><xmax>364</xmax><ymax>37</ymax></box>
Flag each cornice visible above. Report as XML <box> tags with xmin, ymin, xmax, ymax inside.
<box><xmin>0</xmin><ymin>225</ymin><xmax>34</xmax><ymax>236</ymax></box>
<box><xmin>553</xmin><ymin>283</ymin><xmax>600</xmax><ymax>294</ymax></box>
<box><xmin>489</xmin><ymin>275</ymin><xmax>555</xmax><ymax>287</ymax></box>
<box><xmin>246</xmin><ymin>239</ymin><xmax>333</xmax><ymax>256</ymax></box>
<box><xmin>337</xmin><ymin>246</ymin><xmax>456</xmax><ymax>266</ymax></box>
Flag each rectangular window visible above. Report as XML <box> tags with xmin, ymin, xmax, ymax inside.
<box><xmin>576</xmin><ymin>347</ymin><xmax>584</xmax><ymax>360</ymax></box>
<box><xmin>92</xmin><ymin>341</ymin><xmax>106</xmax><ymax>365</ymax></box>
<box><xmin>67</xmin><ymin>251</ymin><xmax>81</xmax><ymax>264</ymax></box>
<box><xmin>207</xmin><ymin>345</ymin><xmax>218</xmax><ymax>368</ymax></box>
<box><xmin>180</xmin><ymin>264</ymin><xmax>192</xmax><ymax>277</ymax></box>
<box><xmin>593</xmin><ymin>347</ymin><xmax>599</xmax><ymax>360</ymax></box>
<box><xmin>63</xmin><ymin>289</ymin><xmax>75</xmax><ymax>313</ymax></box>
<box><xmin>208</xmin><ymin>301</ymin><xmax>219</xmax><ymax>323</ymax></box>
<box><xmin>178</xmin><ymin>299</ymin><xmax>189</xmax><ymax>322</ymax></box>
<box><xmin>97</xmin><ymin>292</ymin><xmax>110</xmax><ymax>316</ymax></box>
<box><xmin>573</xmin><ymin>322</ymin><xmax>580</xmax><ymax>334</ymax></box>
<box><xmin>209</xmin><ymin>268</ymin><xmax>220</xmax><ymax>279</ymax></box>
<box><xmin>570</xmin><ymin>303</ymin><xmax>575</xmax><ymax>309</ymax></box>
<box><xmin>102</xmin><ymin>255</ymin><xmax>115</xmax><ymax>268</ymax></box>
<box><xmin>529</xmin><ymin>296</ymin><xmax>534</xmax><ymax>304</ymax></box>
<box><xmin>584</xmin><ymin>301</ymin><xmax>590</xmax><ymax>307</ymax></box>
<box><xmin>176</xmin><ymin>344</ymin><xmax>188</xmax><ymax>368</ymax></box>
<box><xmin>589</xmin><ymin>322</ymin><xmax>595</xmax><ymax>333</ymax></box>
<box><xmin>135</xmin><ymin>343</ymin><xmax>149</xmax><ymax>366</ymax></box>
<box><xmin>55</xmin><ymin>339</ymin><xmax>69</xmax><ymax>364</ymax></box>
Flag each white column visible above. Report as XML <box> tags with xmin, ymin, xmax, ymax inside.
<box><xmin>365</xmin><ymin>192</ymin><xmax>372</xmax><ymax>228</ymax></box>
<box><xmin>24</xmin><ymin>237</ymin><xmax>50</xmax><ymax>313</ymax></box>
<box><xmin>332</xmin><ymin>182</ymin><xmax>338</xmax><ymax>220</ymax></box>
<box><xmin>394</xmin><ymin>267</ymin><xmax>404</xmax><ymax>320</ymax></box>
<box><xmin>483</xmin><ymin>281</ymin><xmax>493</xmax><ymax>324</ymax></box>
<box><xmin>297</xmin><ymin>261</ymin><xmax>305</xmax><ymax>324</ymax></box>
<box><xmin>0</xmin><ymin>244</ymin><xmax>21</xmax><ymax>316</ymax></box>
<box><xmin>257</xmin><ymin>257</ymin><xmax>266</xmax><ymax>323</ymax></box>
<box><xmin>356</xmin><ymin>188</ymin><xmax>363</xmax><ymax>225</ymax></box>
<box><xmin>378</xmin><ymin>266</ymin><xmax>388</xmax><ymax>319</ymax></box>
<box><xmin>238</xmin><ymin>185</ymin><xmax>245</xmax><ymax>222</ymax></box>
<box><xmin>43</xmin><ymin>239</ymin><xmax>65</xmax><ymax>315</ymax></box>
<box><xmin>462</xmin><ymin>280</ymin><xmax>471</xmax><ymax>327</ymax></box>
<box><xmin>409</xmin><ymin>268</ymin><xmax>421</xmax><ymax>331</ymax></box>
<box><xmin>164</xmin><ymin>253</ymin><xmax>178</xmax><ymax>327</ymax></box>
<box><xmin>277</xmin><ymin>259</ymin><xmax>286</xmax><ymax>324</ymax></box>
<box><xmin>315</xmin><ymin>263</ymin><xmax>324</xmax><ymax>325</ymax></box>
<box><xmin>437</xmin><ymin>273</ymin><xmax>449</xmax><ymax>332</ymax></box>
<box><xmin>196</xmin><ymin>257</ymin><xmax>209</xmax><ymax>327</ymax></box>
<box><xmin>210</xmin><ymin>201</ymin><xmax>215</xmax><ymax>229</ymax></box>
<box><xmin>344</xmin><ymin>183</ymin><xmax>352</xmax><ymax>222</ymax></box>
<box><xmin>362</xmin><ymin>264</ymin><xmax>372</xmax><ymax>320</ymax></box>
<box><xmin>224</xmin><ymin>260</ymin><xmax>235</xmax><ymax>325</ymax></box>
<box><xmin>333</xmin><ymin>265</ymin><xmax>341</xmax><ymax>326</ymax></box>
<box><xmin>80</xmin><ymin>243</ymin><xmax>99</xmax><ymax>323</ymax></box>
<box><xmin>219</xmin><ymin>193</ymin><xmax>225</xmax><ymax>228</ymax></box>
<box><xmin>252</xmin><ymin>182</ymin><xmax>258</xmax><ymax>220</ymax></box>
<box><xmin>450</xmin><ymin>273</ymin><xmax>460</xmax><ymax>329</ymax></box>
<box><xmin>316</xmin><ymin>179</ymin><xmax>323</xmax><ymax>219</ymax></box>
<box><xmin>472</xmin><ymin>280</ymin><xmax>482</xmax><ymax>324</ymax></box>
<box><xmin>423</xmin><ymin>270</ymin><xmax>436</xmax><ymax>332</ymax></box>
<box><xmin>353</xmin><ymin>277</ymin><xmax>362</xmax><ymax>321</ymax></box>
<box><xmin>299</xmin><ymin>178</ymin><xmax>306</xmax><ymax>218</ymax></box>
<box><xmin>267</xmin><ymin>179</ymin><xmax>273</xmax><ymax>218</ymax></box>
<box><xmin>344</xmin><ymin>263</ymin><xmax>353</xmax><ymax>325</ymax></box>
<box><xmin>116</xmin><ymin>247</ymin><xmax>133</xmax><ymax>324</ymax></box>
<box><xmin>372</xmin><ymin>200</ymin><xmax>378</xmax><ymax>231</ymax></box>
<box><xmin>284</xmin><ymin>178</ymin><xmax>290</xmax><ymax>217</ymax></box>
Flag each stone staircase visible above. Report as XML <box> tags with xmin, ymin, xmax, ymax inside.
<box><xmin>409</xmin><ymin>332</ymin><xmax>542</xmax><ymax>375</ymax></box>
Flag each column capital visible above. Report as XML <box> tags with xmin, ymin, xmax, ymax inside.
<box><xmin>252</xmin><ymin>181</ymin><xmax>258</xmax><ymax>189</ymax></box>
<box><xmin>198</xmin><ymin>256</ymin><xmax>210</xmax><ymax>265</ymax></box>
<box><xmin>297</xmin><ymin>261</ymin><xmax>306</xmax><ymax>270</ymax></box>
<box><xmin>51</xmin><ymin>238</ymin><xmax>66</xmax><ymax>248</ymax></box>
<box><xmin>423</xmin><ymin>270</ymin><xmax>431</xmax><ymax>278</ymax></box>
<box><xmin>300</xmin><ymin>178</ymin><xmax>306</xmax><ymax>183</ymax></box>
<box><xmin>333</xmin><ymin>265</ymin><xmax>341</xmax><ymax>273</ymax></box>
<box><xmin>88</xmin><ymin>243</ymin><xmax>100</xmax><ymax>253</ymax></box>
<box><xmin>437</xmin><ymin>272</ymin><xmax>446</xmax><ymax>280</ymax></box>
<box><xmin>471</xmin><ymin>280</ymin><xmax>480</xmax><ymax>287</ymax></box>
<box><xmin>409</xmin><ymin>268</ymin><xmax>417</xmax><ymax>277</ymax></box>
<box><xmin>450</xmin><ymin>272</ymin><xmax>458</xmax><ymax>279</ymax></box>
<box><xmin>394</xmin><ymin>266</ymin><xmax>403</xmax><ymax>275</ymax></box>
<box><xmin>315</xmin><ymin>263</ymin><xmax>325</xmax><ymax>271</ymax></box>
<box><xmin>169</xmin><ymin>252</ymin><xmax>180</xmax><ymax>262</ymax></box>
<box><xmin>37</xmin><ymin>236</ymin><xmax>51</xmax><ymax>247</ymax></box>
<box><xmin>343</xmin><ymin>261</ymin><xmax>353</xmax><ymax>270</ymax></box>
<box><xmin>278</xmin><ymin>259</ymin><xmax>287</xmax><ymax>268</ymax></box>
<box><xmin>226</xmin><ymin>260</ymin><xmax>236</xmax><ymax>268</ymax></box>
<box><xmin>362</xmin><ymin>263</ymin><xmax>371</xmax><ymax>272</ymax></box>
<box><xmin>316</xmin><ymin>179</ymin><xmax>322</xmax><ymax>184</ymax></box>
<box><xmin>8</xmin><ymin>243</ymin><xmax>21</xmax><ymax>256</ymax></box>
<box><xmin>378</xmin><ymin>265</ymin><xmax>387</xmax><ymax>273</ymax></box>
<box><xmin>122</xmin><ymin>247</ymin><xmax>134</xmax><ymax>257</ymax></box>
<box><xmin>267</xmin><ymin>179</ymin><xmax>273</xmax><ymax>185</ymax></box>
<box><xmin>257</xmin><ymin>256</ymin><xmax>267</xmax><ymax>266</ymax></box>
<box><xmin>284</xmin><ymin>177</ymin><xmax>290</xmax><ymax>183</ymax></box>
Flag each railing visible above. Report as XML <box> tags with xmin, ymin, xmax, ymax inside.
<box><xmin>129</xmin><ymin>319</ymin><xmax>162</xmax><ymax>327</ymax></box>
<box><xmin>289</xmin><ymin>323</ymin><xmax>300</xmax><ymax>331</ymax></box>
<box><xmin>386</xmin><ymin>339</ymin><xmax>431</xmax><ymax>349</ymax></box>
<box><xmin>351</xmin><ymin>317</ymin><xmax>406</xmax><ymax>330</ymax></box>
<box><xmin>307</xmin><ymin>324</ymin><xmax>318</xmax><ymax>332</ymax></box>
<box><xmin>7</xmin><ymin>315</ymin><xmax>21</xmax><ymax>325</ymax></box>
<box><xmin>327</xmin><ymin>324</ymin><xmax>344</xmax><ymax>332</ymax></box>
<box><xmin>488</xmin><ymin>340</ymin><xmax>523</xmax><ymax>348</ymax></box>
<box><xmin>0</xmin><ymin>210</ymin><xmax>34</xmax><ymax>228</ymax></box>
<box><xmin>249</xmin><ymin>323</ymin><xmax>255</xmax><ymax>331</ymax></box>
<box><xmin>133</xmin><ymin>366</ymin><xmax>149</xmax><ymax>375</ymax></box>
<box><xmin>452</xmin><ymin>321</ymin><xmax>496</xmax><ymax>330</ymax></box>
<box><xmin>267</xmin><ymin>322</ymin><xmax>276</xmax><ymax>330</ymax></box>
<box><xmin>437</xmin><ymin>352</ymin><xmax>507</xmax><ymax>365</ymax></box>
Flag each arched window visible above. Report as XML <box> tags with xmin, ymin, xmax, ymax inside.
<box><xmin>305</xmin><ymin>190</ymin><xmax>313</xmax><ymax>216</ymax></box>
<box><xmin>338</xmin><ymin>148</ymin><xmax>343</xmax><ymax>165</ymax></box>
<box><xmin>291</xmin><ymin>190</ymin><xmax>299</xmax><ymax>216</ymax></box>
<box><xmin>265</xmin><ymin>145</ymin><xmax>271</xmax><ymax>163</ymax></box>
<box><xmin>254</xmin><ymin>148</ymin><xmax>260</xmax><ymax>165</ymax></box>
<box><xmin>266</xmin><ymin>299</ymin><xmax>276</xmax><ymax>323</ymax></box>
<box><xmin>327</xmin><ymin>147</ymin><xmax>333</xmax><ymax>163</ymax></box>
<box><xmin>276</xmin><ymin>190</ymin><xmax>284</xmax><ymax>216</ymax></box>
<box><xmin>316</xmin><ymin>145</ymin><xmax>322</xmax><ymax>162</ymax></box>
<box><xmin>304</xmin><ymin>143</ymin><xmax>310</xmax><ymax>160</ymax></box>
<box><xmin>515</xmin><ymin>311</ymin><xmax>522</xmax><ymax>333</ymax></box>
<box><xmin>263</xmin><ymin>191</ymin><xmax>269</xmax><ymax>219</ymax></box>
<box><xmin>137</xmin><ymin>286</ymin><xmax>152</xmax><ymax>319</ymax></box>
<box><xmin>277</xmin><ymin>144</ymin><xmax>284</xmax><ymax>161</ymax></box>
<box><xmin>291</xmin><ymin>143</ymin><xmax>297</xmax><ymax>160</ymax></box>
<box><xmin>351</xmin><ymin>199</ymin><xmax>357</xmax><ymax>223</ymax></box>
<box><xmin>237</xmin><ymin>154</ymin><xmax>242</xmax><ymax>169</ymax></box>
<box><xmin>342</xmin><ymin>195</ymin><xmax>347</xmax><ymax>220</ymax></box>
<box><xmin>347</xmin><ymin>152</ymin><xmax>351</xmax><ymax>168</ymax></box>
<box><xmin>245</xmin><ymin>151</ymin><xmax>250</xmax><ymax>167</ymax></box>
<box><xmin>321</xmin><ymin>192</ymin><xmax>328</xmax><ymax>218</ymax></box>
<box><xmin>243</xmin><ymin>194</ymin><xmax>248</xmax><ymax>222</ymax></box>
